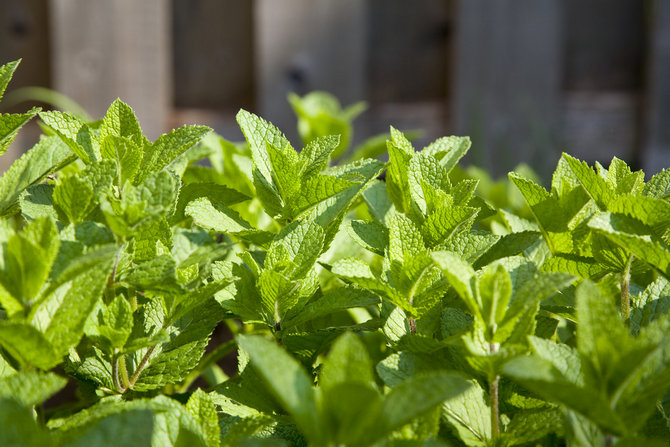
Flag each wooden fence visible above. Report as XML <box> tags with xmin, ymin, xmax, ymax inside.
<box><xmin>1</xmin><ymin>0</ymin><xmax>668</xmax><ymax>177</ymax></box>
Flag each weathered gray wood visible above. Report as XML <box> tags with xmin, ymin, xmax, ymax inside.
<box><xmin>643</xmin><ymin>0</ymin><xmax>670</xmax><ymax>173</ymax></box>
<box><xmin>0</xmin><ymin>0</ymin><xmax>51</xmax><ymax>170</ymax></box>
<box><xmin>172</xmin><ymin>0</ymin><xmax>253</xmax><ymax>110</ymax></box>
<box><xmin>563</xmin><ymin>92</ymin><xmax>638</xmax><ymax>164</ymax></box>
<box><xmin>49</xmin><ymin>0</ymin><xmax>171</xmax><ymax>140</ymax></box>
<box><xmin>452</xmin><ymin>0</ymin><xmax>563</xmax><ymax>177</ymax></box>
<box><xmin>255</xmin><ymin>0</ymin><xmax>368</xmax><ymax>145</ymax></box>
<box><xmin>563</xmin><ymin>0</ymin><xmax>644</xmax><ymax>92</ymax></box>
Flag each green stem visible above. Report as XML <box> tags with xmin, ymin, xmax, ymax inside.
<box><xmin>128</xmin><ymin>345</ymin><xmax>156</xmax><ymax>387</ymax></box>
<box><xmin>489</xmin><ymin>342</ymin><xmax>500</xmax><ymax>438</ymax></box>
<box><xmin>621</xmin><ymin>255</ymin><xmax>634</xmax><ymax>325</ymax></box>
<box><xmin>112</xmin><ymin>354</ymin><xmax>126</xmax><ymax>393</ymax></box>
<box><xmin>119</xmin><ymin>355</ymin><xmax>130</xmax><ymax>390</ymax></box>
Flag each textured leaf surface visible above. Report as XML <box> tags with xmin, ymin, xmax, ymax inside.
<box><xmin>237</xmin><ymin>335</ymin><xmax>321</xmax><ymax>444</ymax></box>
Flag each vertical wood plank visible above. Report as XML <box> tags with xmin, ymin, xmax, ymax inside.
<box><xmin>643</xmin><ymin>0</ymin><xmax>670</xmax><ymax>173</ymax></box>
<box><xmin>0</xmin><ymin>0</ymin><xmax>50</xmax><ymax>170</ymax></box>
<box><xmin>452</xmin><ymin>0</ymin><xmax>563</xmax><ymax>177</ymax></box>
<box><xmin>255</xmin><ymin>0</ymin><xmax>368</xmax><ymax>144</ymax></box>
<box><xmin>49</xmin><ymin>0</ymin><xmax>171</xmax><ymax>140</ymax></box>
<box><xmin>172</xmin><ymin>0</ymin><xmax>253</xmax><ymax>110</ymax></box>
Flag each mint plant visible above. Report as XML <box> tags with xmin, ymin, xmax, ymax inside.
<box><xmin>1</xmin><ymin>58</ymin><xmax>669</xmax><ymax>446</ymax></box>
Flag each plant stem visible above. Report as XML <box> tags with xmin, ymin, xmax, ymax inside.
<box><xmin>119</xmin><ymin>355</ymin><xmax>130</xmax><ymax>390</ymax></box>
<box><xmin>408</xmin><ymin>317</ymin><xmax>417</xmax><ymax>334</ymax></box>
<box><xmin>621</xmin><ymin>255</ymin><xmax>634</xmax><ymax>325</ymax></box>
<box><xmin>112</xmin><ymin>354</ymin><xmax>126</xmax><ymax>393</ymax></box>
<box><xmin>489</xmin><ymin>342</ymin><xmax>500</xmax><ymax>438</ymax></box>
<box><xmin>128</xmin><ymin>345</ymin><xmax>156</xmax><ymax>387</ymax></box>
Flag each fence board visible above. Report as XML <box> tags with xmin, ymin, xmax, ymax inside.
<box><xmin>49</xmin><ymin>0</ymin><xmax>171</xmax><ymax>140</ymax></box>
<box><xmin>644</xmin><ymin>0</ymin><xmax>670</xmax><ymax>173</ymax></box>
<box><xmin>255</xmin><ymin>0</ymin><xmax>368</xmax><ymax>145</ymax></box>
<box><xmin>452</xmin><ymin>0</ymin><xmax>563</xmax><ymax>177</ymax></box>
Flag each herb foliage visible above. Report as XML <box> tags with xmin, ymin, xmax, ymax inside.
<box><xmin>1</xmin><ymin>60</ymin><xmax>669</xmax><ymax>446</ymax></box>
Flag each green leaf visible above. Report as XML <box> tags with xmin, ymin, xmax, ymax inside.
<box><xmin>0</xmin><ymin>370</ymin><xmax>67</xmax><ymax>406</ymax></box>
<box><xmin>389</xmin><ymin>212</ymin><xmax>425</xmax><ymax>262</ymax></box>
<box><xmin>494</xmin><ymin>272</ymin><xmax>574</xmax><ymax>344</ymax></box>
<box><xmin>125</xmin><ymin>255</ymin><xmax>181</xmax><ymax>293</ymax></box>
<box><xmin>563</xmin><ymin>153</ymin><xmax>615</xmax><ymax>209</ymax></box>
<box><xmin>423</xmin><ymin>135</ymin><xmax>471</xmax><ymax>174</ymax></box>
<box><xmin>473</xmin><ymin>231</ymin><xmax>541</xmax><ymax>269</ymax></box>
<box><xmin>605</xmin><ymin>157</ymin><xmax>644</xmax><ymax>196</ymax></box>
<box><xmin>319</xmin><ymin>332</ymin><xmax>374</xmax><ymax>391</ymax></box>
<box><xmin>39</xmin><ymin>252</ymin><xmax>113</xmax><ymax>356</ymax></box>
<box><xmin>644</xmin><ymin>168</ymin><xmax>670</xmax><ymax>199</ymax></box>
<box><xmin>53</xmin><ymin>160</ymin><xmax>116</xmax><ymax>223</ymax></box>
<box><xmin>282</xmin><ymin>285</ymin><xmax>379</xmax><ymax>329</ymax></box>
<box><xmin>98</xmin><ymin>295</ymin><xmax>134</xmax><ymax>349</ymax></box>
<box><xmin>422</xmin><ymin>206</ymin><xmax>479</xmax><ymax>248</ymax></box>
<box><xmin>289</xmin><ymin>174</ymin><xmax>358</xmax><ymax>218</ymax></box>
<box><xmin>330</xmin><ymin>257</ymin><xmax>411</xmax><ymax>313</ymax></box>
<box><xmin>476</xmin><ymin>264</ymin><xmax>512</xmax><ymax>337</ymax></box>
<box><xmin>0</xmin><ymin>398</ymin><xmax>52</xmax><ymax>447</ymax></box>
<box><xmin>136</xmin><ymin>124</ymin><xmax>211</xmax><ymax>184</ymax></box>
<box><xmin>0</xmin><ymin>322</ymin><xmax>60</xmax><ymax>369</ymax></box>
<box><xmin>386</xmin><ymin>127</ymin><xmax>414</xmax><ymax>213</ymax></box>
<box><xmin>381</xmin><ymin>371</ymin><xmax>471</xmax><ymax>434</ymax></box>
<box><xmin>345</xmin><ymin>219</ymin><xmax>388</xmax><ymax>256</ymax></box>
<box><xmin>236</xmin><ymin>334</ymin><xmax>322</xmax><ymax>444</ymax></box>
<box><xmin>135</xmin><ymin>299</ymin><xmax>223</xmax><ymax>391</ymax></box>
<box><xmin>300</xmin><ymin>135</ymin><xmax>339</xmax><ymax>179</ymax></box>
<box><xmin>265</xmin><ymin>220</ymin><xmax>324</xmax><ymax>281</ymax></box>
<box><xmin>39</xmin><ymin>111</ymin><xmax>95</xmax><ymax>163</ymax></box>
<box><xmin>441</xmin><ymin>230</ymin><xmax>500</xmax><ymax>263</ymax></box>
<box><xmin>186</xmin><ymin>197</ymin><xmax>273</xmax><ymax>246</ymax></box>
<box><xmin>0</xmin><ymin>108</ymin><xmax>39</xmax><ymax>156</ymax></box>
<box><xmin>50</xmin><ymin>395</ymin><xmax>210</xmax><ymax>447</ymax></box>
<box><xmin>62</xmin><ymin>410</ymin><xmax>154</xmax><ymax>447</ymax></box>
<box><xmin>0</xmin><ymin>59</ymin><xmax>20</xmax><ymax>100</ymax></box>
<box><xmin>186</xmin><ymin>389</ymin><xmax>220</xmax><ymax>447</ymax></box>
<box><xmin>431</xmin><ymin>251</ymin><xmax>478</xmax><ymax>319</ymax></box>
<box><xmin>503</xmin><ymin>356</ymin><xmax>624</xmax><ymax>434</ymax></box>
<box><xmin>575</xmin><ymin>279</ymin><xmax>629</xmax><ymax>377</ymax></box>
<box><xmin>236</xmin><ymin>109</ymin><xmax>290</xmax><ymax>186</ymax></box>
<box><xmin>589</xmin><ymin>212</ymin><xmax>670</xmax><ymax>276</ymax></box>
<box><xmin>172</xmin><ymin>182</ymin><xmax>249</xmax><ymax>224</ymax></box>
<box><xmin>99</xmin><ymin>98</ymin><xmax>143</xmax><ymax>146</ymax></box>
<box><xmin>441</xmin><ymin>379</ymin><xmax>491</xmax><ymax>446</ymax></box>
<box><xmin>0</xmin><ymin>217</ymin><xmax>59</xmax><ymax>306</ymax></box>
<box><xmin>19</xmin><ymin>183</ymin><xmax>58</xmax><ymax>222</ymax></box>
<box><xmin>0</xmin><ymin>135</ymin><xmax>74</xmax><ymax>215</ymax></box>
<box><xmin>362</xmin><ymin>180</ymin><xmax>394</xmax><ymax>225</ymax></box>
<box><xmin>540</xmin><ymin>254</ymin><xmax>606</xmax><ymax>278</ymax></box>
<box><xmin>100</xmin><ymin>136</ymin><xmax>142</xmax><ymax>186</ymax></box>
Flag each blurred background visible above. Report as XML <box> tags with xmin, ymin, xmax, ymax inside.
<box><xmin>0</xmin><ymin>0</ymin><xmax>668</xmax><ymax>180</ymax></box>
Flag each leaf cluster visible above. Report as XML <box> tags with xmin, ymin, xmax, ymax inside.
<box><xmin>0</xmin><ymin>60</ymin><xmax>669</xmax><ymax>447</ymax></box>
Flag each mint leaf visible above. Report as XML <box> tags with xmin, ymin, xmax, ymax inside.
<box><xmin>0</xmin><ymin>370</ymin><xmax>66</xmax><ymax>406</ymax></box>
<box><xmin>236</xmin><ymin>334</ymin><xmax>322</xmax><ymax>444</ymax></box>
<box><xmin>0</xmin><ymin>59</ymin><xmax>20</xmax><ymax>100</ymax></box>
<box><xmin>39</xmin><ymin>111</ymin><xmax>95</xmax><ymax>163</ymax></box>
<box><xmin>0</xmin><ymin>217</ymin><xmax>59</xmax><ymax>307</ymax></box>
<box><xmin>0</xmin><ymin>322</ymin><xmax>60</xmax><ymax>369</ymax></box>
<box><xmin>99</xmin><ymin>99</ymin><xmax>143</xmax><ymax>146</ymax></box>
<box><xmin>0</xmin><ymin>135</ymin><xmax>73</xmax><ymax>215</ymax></box>
<box><xmin>186</xmin><ymin>390</ymin><xmax>220</xmax><ymax>447</ymax></box>
<box><xmin>135</xmin><ymin>124</ymin><xmax>211</xmax><ymax>184</ymax></box>
<box><xmin>0</xmin><ymin>108</ymin><xmax>39</xmax><ymax>156</ymax></box>
<box><xmin>644</xmin><ymin>168</ymin><xmax>670</xmax><ymax>199</ymax></box>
